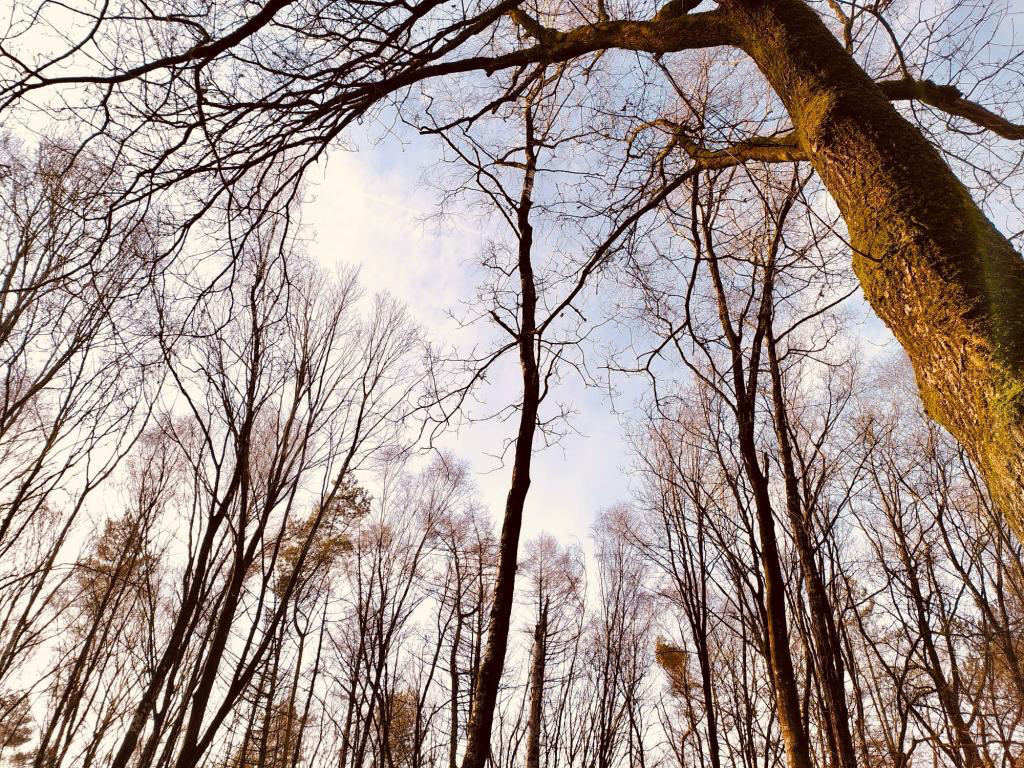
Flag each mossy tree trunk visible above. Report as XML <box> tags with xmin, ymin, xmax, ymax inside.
<box><xmin>721</xmin><ymin>0</ymin><xmax>1024</xmax><ymax>531</ymax></box>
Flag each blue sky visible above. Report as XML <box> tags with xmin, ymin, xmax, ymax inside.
<box><xmin>301</xmin><ymin>98</ymin><xmax>907</xmax><ymax>546</ymax></box>
<box><xmin>305</xmin><ymin>136</ymin><xmax>644</xmax><ymax>544</ymax></box>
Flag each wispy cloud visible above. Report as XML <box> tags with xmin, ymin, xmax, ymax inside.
<box><xmin>306</xmin><ymin>141</ymin><xmax>635</xmax><ymax>539</ymax></box>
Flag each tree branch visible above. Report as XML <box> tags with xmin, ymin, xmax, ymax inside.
<box><xmin>10</xmin><ymin>0</ymin><xmax>296</xmax><ymax>91</ymax></box>
<box><xmin>680</xmin><ymin>131</ymin><xmax>806</xmax><ymax>168</ymax></box>
<box><xmin>349</xmin><ymin>9</ymin><xmax>736</xmax><ymax>116</ymax></box>
<box><xmin>878</xmin><ymin>78</ymin><xmax>1024</xmax><ymax>141</ymax></box>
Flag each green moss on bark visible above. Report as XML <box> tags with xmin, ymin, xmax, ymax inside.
<box><xmin>724</xmin><ymin>0</ymin><xmax>1024</xmax><ymax>533</ymax></box>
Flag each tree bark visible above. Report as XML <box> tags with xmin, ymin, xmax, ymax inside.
<box><xmin>449</xmin><ymin>612</ymin><xmax>463</xmax><ymax>768</ymax></box>
<box><xmin>740</xmin><ymin>429</ymin><xmax>813</xmax><ymax>768</ymax></box>
<box><xmin>721</xmin><ymin>0</ymin><xmax>1024</xmax><ymax>533</ymax></box>
<box><xmin>704</xmin><ymin>232</ymin><xmax>813</xmax><ymax>768</ymax></box>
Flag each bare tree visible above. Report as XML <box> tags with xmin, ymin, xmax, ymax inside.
<box><xmin>3</xmin><ymin>2</ymin><xmax>1024</xmax><ymax>764</ymax></box>
<box><xmin>2</xmin><ymin>0</ymin><xmax>1023</xmax><ymax>531</ymax></box>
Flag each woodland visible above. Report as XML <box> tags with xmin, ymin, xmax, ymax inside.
<box><xmin>1</xmin><ymin>0</ymin><xmax>1023</xmax><ymax>767</ymax></box>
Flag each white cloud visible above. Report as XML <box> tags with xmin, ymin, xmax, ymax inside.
<box><xmin>305</xmin><ymin>142</ymin><xmax>635</xmax><ymax>542</ymax></box>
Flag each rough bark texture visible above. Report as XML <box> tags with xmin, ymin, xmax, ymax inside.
<box><xmin>722</xmin><ymin>0</ymin><xmax>1024</xmax><ymax>532</ymax></box>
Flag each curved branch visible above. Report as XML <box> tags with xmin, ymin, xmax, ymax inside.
<box><xmin>878</xmin><ymin>78</ymin><xmax>1024</xmax><ymax>141</ymax></box>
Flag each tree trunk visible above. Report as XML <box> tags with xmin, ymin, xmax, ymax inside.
<box><xmin>767</xmin><ymin>329</ymin><xmax>858</xmax><ymax>768</ymax></box>
<box><xmin>460</xmin><ymin>106</ymin><xmax>542</xmax><ymax>768</ymax></box>
<box><xmin>723</xmin><ymin>0</ymin><xmax>1024</xmax><ymax>533</ymax></box>
<box><xmin>704</xmin><ymin>241</ymin><xmax>813</xmax><ymax>768</ymax></box>
<box><xmin>525</xmin><ymin>600</ymin><xmax>548</xmax><ymax>768</ymax></box>
<box><xmin>741</xmin><ymin>437</ymin><xmax>814</xmax><ymax>768</ymax></box>
<box><xmin>887</xmin><ymin>508</ymin><xmax>987</xmax><ymax>768</ymax></box>
<box><xmin>449</xmin><ymin>612</ymin><xmax>462</xmax><ymax>768</ymax></box>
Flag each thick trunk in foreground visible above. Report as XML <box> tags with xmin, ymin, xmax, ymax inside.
<box><xmin>722</xmin><ymin>0</ymin><xmax>1024</xmax><ymax>531</ymax></box>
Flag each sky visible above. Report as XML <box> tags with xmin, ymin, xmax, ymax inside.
<box><xmin>301</xmin><ymin>111</ymin><xmax>908</xmax><ymax>548</ymax></box>
<box><xmin>6</xmin><ymin>0</ymin><xmax>945</xmax><ymax>552</ymax></box>
<box><xmin>304</xmin><ymin>136</ymin><xmax>644</xmax><ymax>546</ymax></box>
